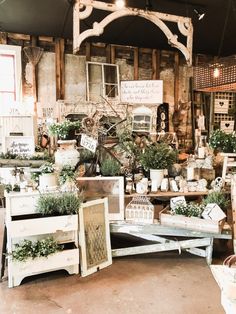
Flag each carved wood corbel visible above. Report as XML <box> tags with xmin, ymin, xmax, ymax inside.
<box><xmin>73</xmin><ymin>0</ymin><xmax>193</xmax><ymax>65</ymax></box>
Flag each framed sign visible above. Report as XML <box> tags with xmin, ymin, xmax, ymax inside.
<box><xmin>3</xmin><ymin>136</ymin><xmax>35</xmax><ymax>155</ymax></box>
<box><xmin>79</xmin><ymin>198</ymin><xmax>112</xmax><ymax>277</ymax></box>
<box><xmin>120</xmin><ymin>80</ymin><xmax>163</xmax><ymax>104</ymax></box>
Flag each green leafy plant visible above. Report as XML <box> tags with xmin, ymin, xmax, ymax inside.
<box><xmin>209</xmin><ymin>129</ymin><xmax>236</xmax><ymax>153</ymax></box>
<box><xmin>36</xmin><ymin>192</ymin><xmax>81</xmax><ymax>216</ymax></box>
<box><xmin>203</xmin><ymin>191</ymin><xmax>230</xmax><ymax>211</ymax></box>
<box><xmin>79</xmin><ymin>148</ymin><xmax>95</xmax><ymax>163</ymax></box>
<box><xmin>171</xmin><ymin>203</ymin><xmax>204</xmax><ymax>217</ymax></box>
<box><xmin>100</xmin><ymin>158</ymin><xmax>121</xmax><ymax>176</ymax></box>
<box><xmin>57</xmin><ymin>192</ymin><xmax>81</xmax><ymax>215</ymax></box>
<box><xmin>39</xmin><ymin>162</ymin><xmax>55</xmax><ymax>174</ymax></box>
<box><xmin>48</xmin><ymin>120</ymin><xmax>81</xmax><ymax>140</ymax></box>
<box><xmin>140</xmin><ymin>143</ymin><xmax>177</xmax><ymax>170</ymax></box>
<box><xmin>11</xmin><ymin>237</ymin><xmax>62</xmax><ymax>262</ymax></box>
<box><xmin>36</xmin><ymin>194</ymin><xmax>60</xmax><ymax>215</ymax></box>
<box><xmin>59</xmin><ymin>165</ymin><xmax>76</xmax><ymax>185</ymax></box>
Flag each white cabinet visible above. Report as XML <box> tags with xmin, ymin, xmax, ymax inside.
<box><xmin>5</xmin><ymin>191</ymin><xmax>79</xmax><ymax>288</ymax></box>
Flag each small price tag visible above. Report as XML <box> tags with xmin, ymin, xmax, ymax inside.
<box><xmin>80</xmin><ymin>133</ymin><xmax>97</xmax><ymax>153</ymax></box>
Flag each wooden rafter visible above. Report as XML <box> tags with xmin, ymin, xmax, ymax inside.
<box><xmin>73</xmin><ymin>0</ymin><xmax>193</xmax><ymax>65</ymax></box>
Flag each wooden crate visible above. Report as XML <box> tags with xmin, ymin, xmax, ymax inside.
<box><xmin>159</xmin><ymin>208</ymin><xmax>225</xmax><ymax>234</ymax></box>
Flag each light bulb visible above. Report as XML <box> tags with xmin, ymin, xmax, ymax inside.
<box><xmin>116</xmin><ymin>0</ymin><xmax>125</xmax><ymax>9</ymax></box>
<box><xmin>213</xmin><ymin>67</ymin><xmax>220</xmax><ymax>78</ymax></box>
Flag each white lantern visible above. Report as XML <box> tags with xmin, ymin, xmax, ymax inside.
<box><xmin>132</xmin><ymin>106</ymin><xmax>152</xmax><ymax>133</ymax></box>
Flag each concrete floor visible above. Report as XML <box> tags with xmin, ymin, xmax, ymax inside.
<box><xmin>0</xmin><ymin>208</ymin><xmax>228</xmax><ymax>314</ymax></box>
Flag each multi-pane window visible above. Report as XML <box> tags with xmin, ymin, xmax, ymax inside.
<box><xmin>86</xmin><ymin>61</ymin><xmax>120</xmax><ymax>101</ymax></box>
<box><xmin>0</xmin><ymin>54</ymin><xmax>16</xmax><ymax>104</ymax></box>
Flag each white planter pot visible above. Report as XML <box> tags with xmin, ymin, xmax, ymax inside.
<box><xmin>55</xmin><ymin>140</ymin><xmax>80</xmax><ymax>168</ymax></box>
<box><xmin>150</xmin><ymin>169</ymin><xmax>165</xmax><ymax>190</ymax></box>
<box><xmin>39</xmin><ymin>173</ymin><xmax>58</xmax><ymax>190</ymax></box>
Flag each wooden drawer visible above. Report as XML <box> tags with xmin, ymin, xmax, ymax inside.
<box><xmin>7</xmin><ymin>215</ymin><xmax>78</xmax><ymax>237</ymax></box>
<box><xmin>8</xmin><ymin>194</ymin><xmax>40</xmax><ymax>216</ymax></box>
<box><xmin>10</xmin><ymin>249</ymin><xmax>79</xmax><ymax>276</ymax></box>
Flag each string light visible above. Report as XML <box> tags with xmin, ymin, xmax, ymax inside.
<box><xmin>213</xmin><ymin>67</ymin><xmax>220</xmax><ymax>78</ymax></box>
<box><xmin>115</xmin><ymin>0</ymin><xmax>125</xmax><ymax>9</ymax></box>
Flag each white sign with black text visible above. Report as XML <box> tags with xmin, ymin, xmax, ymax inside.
<box><xmin>80</xmin><ymin>133</ymin><xmax>97</xmax><ymax>153</ymax></box>
<box><xmin>120</xmin><ymin>80</ymin><xmax>163</xmax><ymax>104</ymax></box>
<box><xmin>3</xmin><ymin>136</ymin><xmax>35</xmax><ymax>155</ymax></box>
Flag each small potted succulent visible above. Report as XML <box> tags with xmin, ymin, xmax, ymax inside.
<box><xmin>140</xmin><ymin>142</ymin><xmax>177</xmax><ymax>188</ymax></box>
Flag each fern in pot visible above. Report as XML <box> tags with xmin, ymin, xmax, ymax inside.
<box><xmin>140</xmin><ymin>143</ymin><xmax>177</xmax><ymax>189</ymax></box>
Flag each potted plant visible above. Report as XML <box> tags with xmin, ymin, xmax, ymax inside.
<box><xmin>79</xmin><ymin>148</ymin><xmax>96</xmax><ymax>176</ymax></box>
<box><xmin>209</xmin><ymin>129</ymin><xmax>236</xmax><ymax>153</ymax></box>
<box><xmin>48</xmin><ymin>120</ymin><xmax>81</xmax><ymax>140</ymax></box>
<box><xmin>59</xmin><ymin>165</ymin><xmax>78</xmax><ymax>192</ymax></box>
<box><xmin>100</xmin><ymin>158</ymin><xmax>121</xmax><ymax>176</ymax></box>
<box><xmin>38</xmin><ymin>162</ymin><xmax>58</xmax><ymax>190</ymax></box>
<box><xmin>140</xmin><ymin>142</ymin><xmax>177</xmax><ymax>188</ymax></box>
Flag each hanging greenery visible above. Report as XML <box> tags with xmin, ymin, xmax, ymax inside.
<box><xmin>11</xmin><ymin>237</ymin><xmax>62</xmax><ymax>262</ymax></box>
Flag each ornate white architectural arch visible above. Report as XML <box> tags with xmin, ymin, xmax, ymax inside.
<box><xmin>73</xmin><ymin>0</ymin><xmax>193</xmax><ymax>65</ymax></box>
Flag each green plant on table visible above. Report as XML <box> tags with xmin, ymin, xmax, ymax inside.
<box><xmin>48</xmin><ymin>120</ymin><xmax>81</xmax><ymax>140</ymax></box>
<box><xmin>140</xmin><ymin>142</ymin><xmax>177</xmax><ymax>170</ymax></box>
<box><xmin>59</xmin><ymin>165</ymin><xmax>76</xmax><ymax>185</ymax></box>
<box><xmin>11</xmin><ymin>237</ymin><xmax>62</xmax><ymax>262</ymax></box>
<box><xmin>171</xmin><ymin>203</ymin><xmax>204</xmax><ymax>218</ymax></box>
<box><xmin>209</xmin><ymin>129</ymin><xmax>236</xmax><ymax>153</ymax></box>
<box><xmin>100</xmin><ymin>158</ymin><xmax>121</xmax><ymax>176</ymax></box>
<box><xmin>203</xmin><ymin>191</ymin><xmax>230</xmax><ymax>211</ymax></box>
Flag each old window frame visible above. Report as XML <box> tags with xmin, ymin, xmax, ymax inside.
<box><xmin>86</xmin><ymin>61</ymin><xmax>120</xmax><ymax>101</ymax></box>
<box><xmin>0</xmin><ymin>44</ymin><xmax>22</xmax><ymax>105</ymax></box>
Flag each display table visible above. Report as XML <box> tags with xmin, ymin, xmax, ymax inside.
<box><xmin>110</xmin><ymin>221</ymin><xmax>232</xmax><ymax>265</ymax></box>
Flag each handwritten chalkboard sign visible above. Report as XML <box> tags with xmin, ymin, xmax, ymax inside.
<box><xmin>3</xmin><ymin>136</ymin><xmax>35</xmax><ymax>155</ymax></box>
<box><xmin>120</xmin><ymin>80</ymin><xmax>163</xmax><ymax>104</ymax></box>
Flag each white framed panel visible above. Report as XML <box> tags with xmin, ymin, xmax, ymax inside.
<box><xmin>79</xmin><ymin>198</ymin><xmax>112</xmax><ymax>277</ymax></box>
<box><xmin>76</xmin><ymin>176</ymin><xmax>124</xmax><ymax>221</ymax></box>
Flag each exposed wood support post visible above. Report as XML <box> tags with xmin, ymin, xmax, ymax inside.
<box><xmin>174</xmin><ymin>52</ymin><xmax>179</xmax><ymax>110</ymax></box>
<box><xmin>152</xmin><ymin>49</ymin><xmax>161</xmax><ymax>80</ymax></box>
<box><xmin>106</xmin><ymin>44</ymin><xmax>111</xmax><ymax>63</ymax></box>
<box><xmin>85</xmin><ymin>42</ymin><xmax>91</xmax><ymax>61</ymax></box>
<box><xmin>111</xmin><ymin>45</ymin><xmax>116</xmax><ymax>64</ymax></box>
<box><xmin>134</xmin><ymin>47</ymin><xmax>139</xmax><ymax>80</ymax></box>
<box><xmin>55</xmin><ymin>38</ymin><xmax>65</xmax><ymax>100</ymax></box>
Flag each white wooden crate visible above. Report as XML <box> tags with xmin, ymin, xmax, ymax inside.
<box><xmin>159</xmin><ymin>208</ymin><xmax>225</xmax><ymax>234</ymax></box>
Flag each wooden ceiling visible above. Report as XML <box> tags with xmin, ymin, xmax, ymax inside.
<box><xmin>0</xmin><ymin>0</ymin><xmax>236</xmax><ymax>57</ymax></box>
